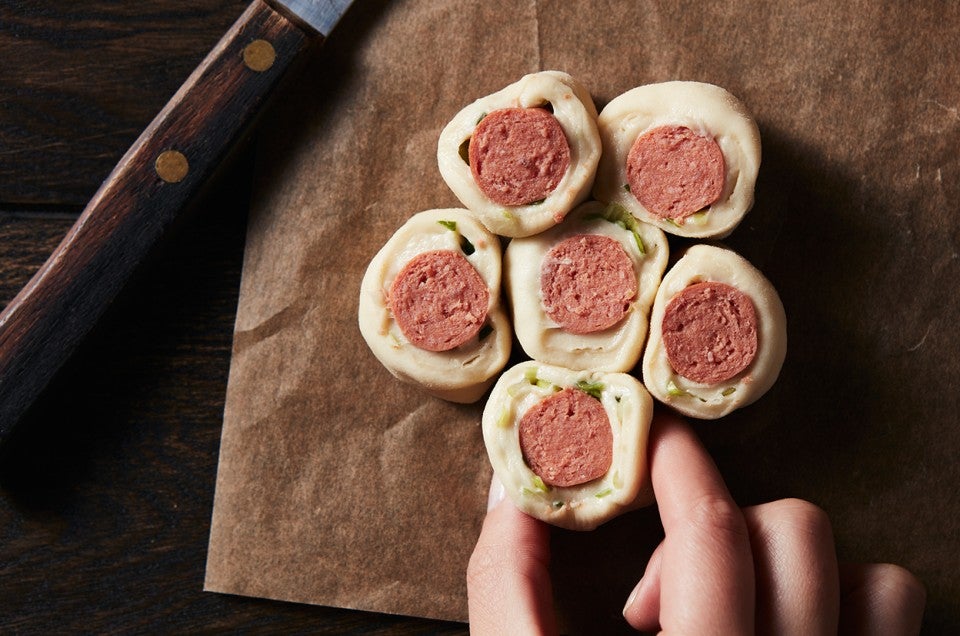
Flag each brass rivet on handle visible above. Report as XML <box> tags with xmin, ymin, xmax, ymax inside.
<box><xmin>243</xmin><ymin>39</ymin><xmax>276</xmax><ymax>72</ymax></box>
<box><xmin>155</xmin><ymin>150</ymin><xmax>189</xmax><ymax>183</ymax></box>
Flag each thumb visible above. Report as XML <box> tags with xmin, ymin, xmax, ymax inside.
<box><xmin>467</xmin><ymin>476</ymin><xmax>557</xmax><ymax>635</ymax></box>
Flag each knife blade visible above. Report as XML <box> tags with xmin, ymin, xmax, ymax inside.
<box><xmin>0</xmin><ymin>0</ymin><xmax>354</xmax><ymax>442</ymax></box>
<box><xmin>279</xmin><ymin>0</ymin><xmax>354</xmax><ymax>35</ymax></box>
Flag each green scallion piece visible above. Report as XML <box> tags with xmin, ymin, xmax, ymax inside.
<box><xmin>437</xmin><ymin>219</ymin><xmax>475</xmax><ymax>255</ymax></box>
<box><xmin>523</xmin><ymin>367</ymin><xmax>554</xmax><ymax>391</ymax></box>
<box><xmin>575</xmin><ymin>380</ymin><xmax>605</xmax><ymax>400</ymax></box>
<box><xmin>667</xmin><ymin>380</ymin><xmax>707</xmax><ymax>402</ymax></box>
<box><xmin>597</xmin><ymin>203</ymin><xmax>645</xmax><ymax>255</ymax></box>
<box><xmin>666</xmin><ymin>380</ymin><xmax>693</xmax><ymax>398</ymax></box>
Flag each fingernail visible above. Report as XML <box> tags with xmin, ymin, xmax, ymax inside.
<box><xmin>486</xmin><ymin>474</ymin><xmax>506</xmax><ymax>511</ymax></box>
<box><xmin>622</xmin><ymin>577</ymin><xmax>645</xmax><ymax>617</ymax></box>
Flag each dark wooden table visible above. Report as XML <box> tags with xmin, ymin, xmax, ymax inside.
<box><xmin>6</xmin><ymin>3</ymin><xmax>960</xmax><ymax>635</ymax></box>
<box><xmin>0</xmin><ymin>2</ymin><xmax>463</xmax><ymax>632</ymax></box>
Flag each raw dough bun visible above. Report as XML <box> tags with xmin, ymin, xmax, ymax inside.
<box><xmin>505</xmin><ymin>201</ymin><xmax>668</xmax><ymax>372</ymax></box>
<box><xmin>438</xmin><ymin>71</ymin><xmax>601</xmax><ymax>238</ymax></box>
<box><xmin>358</xmin><ymin>209</ymin><xmax>511</xmax><ymax>403</ymax></box>
<box><xmin>593</xmin><ymin>81</ymin><xmax>761</xmax><ymax>239</ymax></box>
<box><xmin>642</xmin><ymin>244</ymin><xmax>786</xmax><ymax>419</ymax></box>
<box><xmin>482</xmin><ymin>361</ymin><xmax>654</xmax><ymax>530</ymax></box>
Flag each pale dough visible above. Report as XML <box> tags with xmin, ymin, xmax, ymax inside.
<box><xmin>505</xmin><ymin>201</ymin><xmax>668</xmax><ymax>372</ymax></box>
<box><xmin>593</xmin><ymin>81</ymin><xmax>761</xmax><ymax>239</ymax></box>
<box><xmin>437</xmin><ymin>71</ymin><xmax>601</xmax><ymax>238</ymax></box>
<box><xmin>642</xmin><ymin>244</ymin><xmax>787</xmax><ymax>419</ymax></box>
<box><xmin>358</xmin><ymin>208</ymin><xmax>511</xmax><ymax>403</ymax></box>
<box><xmin>482</xmin><ymin>361</ymin><xmax>654</xmax><ymax>530</ymax></box>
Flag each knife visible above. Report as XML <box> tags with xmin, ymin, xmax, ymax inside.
<box><xmin>0</xmin><ymin>0</ymin><xmax>353</xmax><ymax>441</ymax></box>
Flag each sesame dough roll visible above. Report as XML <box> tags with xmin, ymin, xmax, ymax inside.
<box><xmin>593</xmin><ymin>81</ymin><xmax>761</xmax><ymax>239</ymax></box>
<box><xmin>437</xmin><ymin>71</ymin><xmax>602</xmax><ymax>238</ymax></box>
<box><xmin>482</xmin><ymin>361</ymin><xmax>654</xmax><ymax>531</ymax></box>
<box><xmin>358</xmin><ymin>208</ymin><xmax>511</xmax><ymax>403</ymax></box>
<box><xmin>642</xmin><ymin>244</ymin><xmax>787</xmax><ymax>419</ymax></box>
<box><xmin>505</xmin><ymin>200</ymin><xmax>668</xmax><ymax>372</ymax></box>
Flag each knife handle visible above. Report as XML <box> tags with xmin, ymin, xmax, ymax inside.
<box><xmin>0</xmin><ymin>0</ymin><xmax>316</xmax><ymax>438</ymax></box>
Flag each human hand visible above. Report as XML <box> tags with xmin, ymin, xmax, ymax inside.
<box><xmin>467</xmin><ymin>412</ymin><xmax>926</xmax><ymax>634</ymax></box>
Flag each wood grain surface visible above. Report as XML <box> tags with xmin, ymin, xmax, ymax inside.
<box><xmin>0</xmin><ymin>0</ymin><xmax>315</xmax><ymax>438</ymax></box>
<box><xmin>0</xmin><ymin>1</ymin><xmax>464</xmax><ymax>632</ymax></box>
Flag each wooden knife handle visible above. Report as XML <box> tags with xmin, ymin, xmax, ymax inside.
<box><xmin>0</xmin><ymin>0</ymin><xmax>315</xmax><ymax>438</ymax></box>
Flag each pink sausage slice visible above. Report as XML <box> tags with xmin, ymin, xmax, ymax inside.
<box><xmin>540</xmin><ymin>234</ymin><xmax>637</xmax><ymax>334</ymax></box>
<box><xmin>389</xmin><ymin>250</ymin><xmax>489</xmax><ymax>352</ymax></box>
<box><xmin>626</xmin><ymin>125</ymin><xmax>725</xmax><ymax>221</ymax></box>
<box><xmin>662</xmin><ymin>281</ymin><xmax>758</xmax><ymax>384</ymax></box>
<box><xmin>519</xmin><ymin>387</ymin><xmax>613</xmax><ymax>488</ymax></box>
<box><xmin>469</xmin><ymin>107</ymin><xmax>571</xmax><ymax>207</ymax></box>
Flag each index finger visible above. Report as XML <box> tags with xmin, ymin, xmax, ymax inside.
<box><xmin>648</xmin><ymin>412</ymin><xmax>755</xmax><ymax>634</ymax></box>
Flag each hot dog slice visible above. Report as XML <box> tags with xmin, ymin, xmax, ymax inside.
<box><xmin>469</xmin><ymin>107</ymin><xmax>571</xmax><ymax>207</ymax></box>
<box><xmin>627</xmin><ymin>125</ymin><xmax>725</xmax><ymax>220</ymax></box>
<box><xmin>437</xmin><ymin>70</ymin><xmax>601</xmax><ymax>238</ymax></box>
<box><xmin>389</xmin><ymin>250</ymin><xmax>489</xmax><ymax>352</ymax></box>
<box><xmin>661</xmin><ymin>281</ymin><xmax>758</xmax><ymax>384</ymax></box>
<box><xmin>505</xmin><ymin>200</ymin><xmax>668</xmax><ymax>372</ymax></box>
<box><xmin>593</xmin><ymin>81</ymin><xmax>761</xmax><ymax>239</ymax></box>
<box><xmin>518</xmin><ymin>387</ymin><xmax>613</xmax><ymax>488</ymax></box>
<box><xmin>482</xmin><ymin>362</ymin><xmax>654</xmax><ymax>531</ymax></box>
<box><xmin>540</xmin><ymin>234</ymin><xmax>637</xmax><ymax>334</ymax></box>
<box><xmin>358</xmin><ymin>208</ymin><xmax>511</xmax><ymax>403</ymax></box>
<box><xmin>642</xmin><ymin>245</ymin><xmax>786</xmax><ymax>419</ymax></box>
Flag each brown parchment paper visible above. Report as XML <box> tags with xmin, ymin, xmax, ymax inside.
<box><xmin>205</xmin><ymin>1</ymin><xmax>960</xmax><ymax>631</ymax></box>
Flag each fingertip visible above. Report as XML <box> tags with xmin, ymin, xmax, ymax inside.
<box><xmin>839</xmin><ymin>563</ymin><xmax>926</xmax><ymax>636</ymax></box>
<box><xmin>477</xmin><ymin>477</ymin><xmax>550</xmax><ymax>566</ymax></box>
<box><xmin>622</xmin><ymin>542</ymin><xmax>664</xmax><ymax>632</ymax></box>
<box><xmin>647</xmin><ymin>409</ymin><xmax>735</xmax><ymax>532</ymax></box>
<box><xmin>469</xmin><ymin>476</ymin><xmax>556</xmax><ymax>635</ymax></box>
<box><xmin>649</xmin><ymin>408</ymin><xmax>688</xmax><ymax>446</ymax></box>
<box><xmin>645</xmin><ymin>409</ymin><xmax>755</xmax><ymax>634</ymax></box>
<box><xmin>486</xmin><ymin>473</ymin><xmax>506</xmax><ymax>511</ymax></box>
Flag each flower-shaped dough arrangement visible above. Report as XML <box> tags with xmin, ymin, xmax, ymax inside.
<box><xmin>358</xmin><ymin>71</ymin><xmax>787</xmax><ymax>530</ymax></box>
